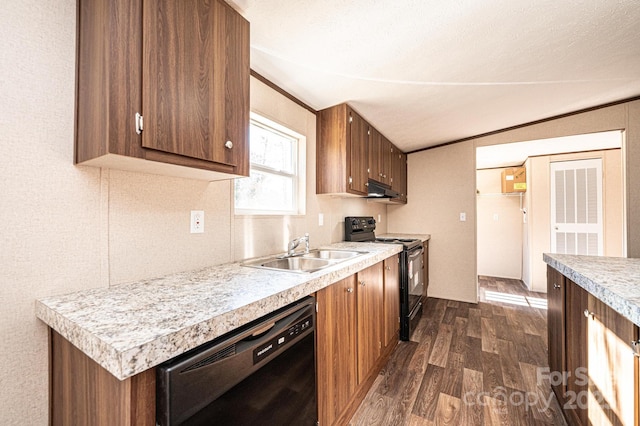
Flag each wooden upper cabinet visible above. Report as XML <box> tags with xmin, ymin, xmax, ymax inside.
<box><xmin>317</xmin><ymin>104</ymin><xmax>368</xmax><ymax>196</ymax></box>
<box><xmin>380</xmin><ymin>136</ymin><xmax>393</xmax><ymax>185</ymax></box>
<box><xmin>367</xmin><ymin>131</ymin><xmax>393</xmax><ymax>186</ymax></box>
<box><xmin>317</xmin><ymin>103</ymin><xmax>407</xmax><ymax>199</ymax></box>
<box><xmin>391</xmin><ymin>148</ymin><xmax>407</xmax><ymax>203</ymax></box>
<box><xmin>368</xmin><ymin>127</ymin><xmax>382</xmax><ymax>184</ymax></box>
<box><xmin>75</xmin><ymin>0</ymin><xmax>249</xmax><ymax>180</ymax></box>
<box><xmin>349</xmin><ymin>110</ymin><xmax>370</xmax><ymax>195</ymax></box>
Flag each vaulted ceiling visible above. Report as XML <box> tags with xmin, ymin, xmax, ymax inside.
<box><xmin>230</xmin><ymin>0</ymin><xmax>640</xmax><ymax>153</ymax></box>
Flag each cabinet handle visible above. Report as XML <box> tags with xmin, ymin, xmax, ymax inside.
<box><xmin>135</xmin><ymin>112</ymin><xmax>143</xmax><ymax>135</ymax></box>
<box><xmin>583</xmin><ymin>309</ymin><xmax>595</xmax><ymax>319</ymax></box>
<box><xmin>631</xmin><ymin>340</ymin><xmax>640</xmax><ymax>357</ymax></box>
<box><xmin>346</xmin><ymin>287</ymin><xmax>353</xmax><ymax>293</ymax></box>
<box><xmin>553</xmin><ymin>283</ymin><xmax>561</xmax><ymax>289</ymax></box>
<box><xmin>224</xmin><ymin>140</ymin><xmax>233</xmax><ymax>149</ymax></box>
<box><xmin>360</xmin><ymin>281</ymin><xmax>366</xmax><ymax>287</ymax></box>
<box><xmin>385</xmin><ymin>266</ymin><xmax>391</xmax><ymax>271</ymax></box>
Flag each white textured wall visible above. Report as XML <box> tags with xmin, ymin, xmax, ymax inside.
<box><xmin>0</xmin><ymin>5</ymin><xmax>388</xmax><ymax>424</ymax></box>
<box><xmin>476</xmin><ymin>169</ymin><xmax>524</xmax><ymax>279</ymax></box>
<box><xmin>388</xmin><ymin>141</ymin><xmax>478</xmax><ymax>303</ymax></box>
<box><xmin>1</xmin><ymin>1</ymin><xmax>100</xmax><ymax>424</ymax></box>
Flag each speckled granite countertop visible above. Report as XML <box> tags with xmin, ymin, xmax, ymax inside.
<box><xmin>544</xmin><ymin>253</ymin><xmax>640</xmax><ymax>326</ymax></box>
<box><xmin>36</xmin><ymin>242</ymin><xmax>401</xmax><ymax>380</ymax></box>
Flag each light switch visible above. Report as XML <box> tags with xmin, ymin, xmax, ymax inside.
<box><xmin>493</xmin><ymin>213</ymin><xmax>499</xmax><ymax>221</ymax></box>
<box><xmin>318</xmin><ymin>213</ymin><xmax>324</xmax><ymax>226</ymax></box>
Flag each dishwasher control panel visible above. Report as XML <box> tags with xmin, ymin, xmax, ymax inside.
<box><xmin>253</xmin><ymin>314</ymin><xmax>313</xmax><ymax>364</ymax></box>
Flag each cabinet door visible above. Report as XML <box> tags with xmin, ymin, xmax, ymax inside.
<box><xmin>357</xmin><ymin>262</ymin><xmax>384</xmax><ymax>383</ymax></box>
<box><xmin>142</xmin><ymin>0</ymin><xmax>249</xmax><ymax>170</ymax></box>
<box><xmin>316</xmin><ymin>275</ymin><xmax>358</xmax><ymax>426</ymax></box>
<box><xmin>368</xmin><ymin>127</ymin><xmax>382</xmax><ymax>183</ymax></box>
<box><xmin>585</xmin><ymin>294</ymin><xmax>638</xmax><ymax>426</ymax></box>
<box><xmin>565</xmin><ymin>279</ymin><xmax>589</xmax><ymax>426</ymax></box>
<box><xmin>383</xmin><ymin>255</ymin><xmax>400</xmax><ymax>348</ymax></box>
<box><xmin>348</xmin><ymin>109</ymin><xmax>369</xmax><ymax>195</ymax></box>
<box><xmin>381</xmin><ymin>136</ymin><xmax>393</xmax><ymax>185</ymax></box>
<box><xmin>391</xmin><ymin>148</ymin><xmax>407</xmax><ymax>202</ymax></box>
<box><xmin>547</xmin><ymin>266</ymin><xmax>566</xmax><ymax>401</ymax></box>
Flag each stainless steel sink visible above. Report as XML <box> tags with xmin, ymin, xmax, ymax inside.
<box><xmin>302</xmin><ymin>249</ymin><xmax>363</xmax><ymax>260</ymax></box>
<box><xmin>258</xmin><ymin>257</ymin><xmax>332</xmax><ymax>273</ymax></box>
<box><xmin>242</xmin><ymin>249</ymin><xmax>367</xmax><ymax>273</ymax></box>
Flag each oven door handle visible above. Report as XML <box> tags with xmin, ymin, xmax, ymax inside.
<box><xmin>408</xmin><ymin>246</ymin><xmax>424</xmax><ymax>260</ymax></box>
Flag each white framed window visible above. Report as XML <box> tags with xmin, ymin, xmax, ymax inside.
<box><xmin>234</xmin><ymin>112</ymin><xmax>306</xmax><ymax>215</ymax></box>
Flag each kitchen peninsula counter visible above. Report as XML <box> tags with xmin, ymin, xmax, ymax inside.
<box><xmin>36</xmin><ymin>242</ymin><xmax>401</xmax><ymax>380</ymax></box>
<box><xmin>544</xmin><ymin>253</ymin><xmax>640</xmax><ymax>326</ymax></box>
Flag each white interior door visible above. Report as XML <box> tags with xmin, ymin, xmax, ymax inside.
<box><xmin>550</xmin><ymin>159</ymin><xmax>603</xmax><ymax>255</ymax></box>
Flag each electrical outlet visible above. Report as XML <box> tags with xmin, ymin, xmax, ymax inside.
<box><xmin>377</xmin><ymin>214</ymin><xmax>382</xmax><ymax>223</ymax></box>
<box><xmin>190</xmin><ymin>210</ymin><xmax>204</xmax><ymax>233</ymax></box>
<box><xmin>459</xmin><ymin>212</ymin><xmax>466</xmax><ymax>222</ymax></box>
<box><xmin>318</xmin><ymin>213</ymin><xmax>324</xmax><ymax>226</ymax></box>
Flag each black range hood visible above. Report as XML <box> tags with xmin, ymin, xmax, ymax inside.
<box><xmin>366</xmin><ymin>179</ymin><xmax>399</xmax><ymax>199</ymax></box>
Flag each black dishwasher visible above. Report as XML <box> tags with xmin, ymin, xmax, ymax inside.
<box><xmin>156</xmin><ymin>296</ymin><xmax>317</xmax><ymax>425</ymax></box>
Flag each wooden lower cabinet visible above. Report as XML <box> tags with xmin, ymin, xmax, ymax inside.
<box><xmin>316</xmin><ymin>274</ymin><xmax>358</xmax><ymax>426</ymax></box>
<box><xmin>584</xmin><ymin>293</ymin><xmax>637</xmax><ymax>425</ymax></box>
<box><xmin>51</xmin><ymin>331</ymin><xmax>156</xmax><ymax>426</ymax></box>
<box><xmin>564</xmin><ymin>277</ymin><xmax>589</xmax><ymax>425</ymax></box>
<box><xmin>356</xmin><ymin>262</ymin><xmax>384</xmax><ymax>383</ymax></box>
<box><xmin>547</xmin><ymin>266</ymin><xmax>566</xmax><ymax>402</ymax></box>
<box><xmin>547</xmin><ymin>267</ymin><xmax>640</xmax><ymax>426</ymax></box>
<box><xmin>51</xmin><ymin>259</ymin><xmax>397</xmax><ymax>426</ymax></box>
<box><xmin>317</xmin><ymin>257</ymin><xmax>398</xmax><ymax>426</ymax></box>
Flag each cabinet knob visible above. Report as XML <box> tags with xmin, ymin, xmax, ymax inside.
<box><xmin>583</xmin><ymin>309</ymin><xmax>595</xmax><ymax>319</ymax></box>
<box><xmin>360</xmin><ymin>281</ymin><xmax>366</xmax><ymax>287</ymax></box>
<box><xmin>386</xmin><ymin>266</ymin><xmax>391</xmax><ymax>271</ymax></box>
<box><xmin>224</xmin><ymin>140</ymin><xmax>233</xmax><ymax>149</ymax></box>
<box><xmin>554</xmin><ymin>283</ymin><xmax>561</xmax><ymax>289</ymax></box>
<box><xmin>631</xmin><ymin>340</ymin><xmax>640</xmax><ymax>357</ymax></box>
<box><xmin>346</xmin><ymin>287</ymin><xmax>353</xmax><ymax>293</ymax></box>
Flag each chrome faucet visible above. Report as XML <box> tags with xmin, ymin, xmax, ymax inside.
<box><xmin>287</xmin><ymin>233</ymin><xmax>310</xmax><ymax>257</ymax></box>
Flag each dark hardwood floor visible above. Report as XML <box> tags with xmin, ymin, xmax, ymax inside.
<box><xmin>349</xmin><ymin>276</ymin><xmax>567</xmax><ymax>426</ymax></box>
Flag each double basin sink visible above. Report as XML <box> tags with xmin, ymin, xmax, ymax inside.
<box><xmin>242</xmin><ymin>249</ymin><xmax>367</xmax><ymax>273</ymax></box>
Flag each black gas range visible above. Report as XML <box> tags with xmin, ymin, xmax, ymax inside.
<box><xmin>344</xmin><ymin>216</ymin><xmax>426</xmax><ymax>341</ymax></box>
